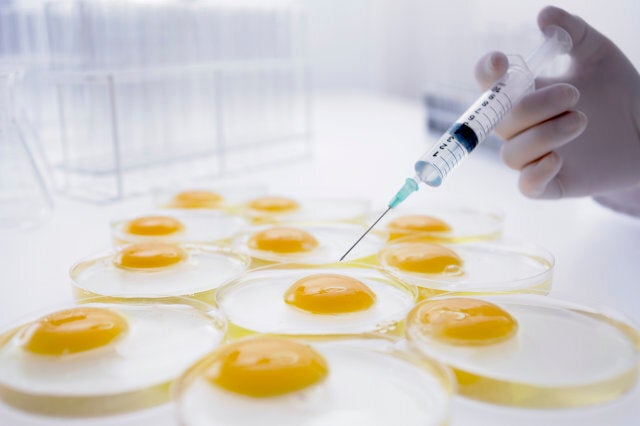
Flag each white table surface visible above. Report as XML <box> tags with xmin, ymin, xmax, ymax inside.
<box><xmin>1</xmin><ymin>93</ymin><xmax>639</xmax><ymax>425</ymax></box>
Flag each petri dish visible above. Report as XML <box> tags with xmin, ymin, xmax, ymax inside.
<box><xmin>0</xmin><ymin>297</ymin><xmax>226</xmax><ymax>417</ymax></box>
<box><xmin>406</xmin><ymin>294</ymin><xmax>640</xmax><ymax>408</ymax></box>
<box><xmin>71</xmin><ymin>243</ymin><xmax>250</xmax><ymax>305</ymax></box>
<box><xmin>242</xmin><ymin>196</ymin><xmax>370</xmax><ymax>224</ymax></box>
<box><xmin>174</xmin><ymin>336</ymin><xmax>453</xmax><ymax>426</ymax></box>
<box><xmin>111</xmin><ymin>210</ymin><xmax>249</xmax><ymax>246</ymax></box>
<box><xmin>379</xmin><ymin>236</ymin><xmax>554</xmax><ymax>299</ymax></box>
<box><xmin>373</xmin><ymin>204</ymin><xmax>504</xmax><ymax>243</ymax></box>
<box><xmin>154</xmin><ymin>185</ymin><xmax>266</xmax><ymax>211</ymax></box>
<box><xmin>215</xmin><ymin>263</ymin><xmax>417</xmax><ymax>339</ymax></box>
<box><xmin>233</xmin><ymin>222</ymin><xmax>385</xmax><ymax>266</ymax></box>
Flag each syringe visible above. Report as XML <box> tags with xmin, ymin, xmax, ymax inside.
<box><xmin>340</xmin><ymin>25</ymin><xmax>572</xmax><ymax>261</ymax></box>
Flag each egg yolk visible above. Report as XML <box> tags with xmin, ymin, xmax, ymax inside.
<box><xmin>170</xmin><ymin>190</ymin><xmax>223</xmax><ymax>209</ymax></box>
<box><xmin>205</xmin><ymin>337</ymin><xmax>328</xmax><ymax>397</ymax></box>
<box><xmin>284</xmin><ymin>273</ymin><xmax>376</xmax><ymax>314</ymax></box>
<box><xmin>125</xmin><ymin>215</ymin><xmax>184</xmax><ymax>236</ymax></box>
<box><xmin>387</xmin><ymin>215</ymin><xmax>451</xmax><ymax>239</ymax></box>
<box><xmin>385</xmin><ymin>242</ymin><xmax>462</xmax><ymax>274</ymax></box>
<box><xmin>23</xmin><ymin>307</ymin><xmax>128</xmax><ymax>355</ymax></box>
<box><xmin>248</xmin><ymin>196</ymin><xmax>299</xmax><ymax>213</ymax></box>
<box><xmin>248</xmin><ymin>227</ymin><xmax>319</xmax><ymax>253</ymax></box>
<box><xmin>114</xmin><ymin>242</ymin><xmax>186</xmax><ymax>269</ymax></box>
<box><xmin>409</xmin><ymin>298</ymin><xmax>518</xmax><ymax>345</ymax></box>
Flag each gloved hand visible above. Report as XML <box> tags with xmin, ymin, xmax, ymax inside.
<box><xmin>474</xmin><ymin>6</ymin><xmax>640</xmax><ymax>204</ymax></box>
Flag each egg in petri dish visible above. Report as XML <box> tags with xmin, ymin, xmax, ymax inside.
<box><xmin>174</xmin><ymin>336</ymin><xmax>453</xmax><ymax>426</ymax></box>
<box><xmin>215</xmin><ymin>264</ymin><xmax>417</xmax><ymax>339</ymax></box>
<box><xmin>0</xmin><ymin>298</ymin><xmax>226</xmax><ymax>416</ymax></box>
<box><xmin>233</xmin><ymin>223</ymin><xmax>385</xmax><ymax>265</ymax></box>
<box><xmin>406</xmin><ymin>294</ymin><xmax>640</xmax><ymax>408</ymax></box>
<box><xmin>379</xmin><ymin>236</ymin><xmax>554</xmax><ymax>299</ymax></box>
<box><xmin>376</xmin><ymin>205</ymin><xmax>503</xmax><ymax>243</ymax></box>
<box><xmin>70</xmin><ymin>242</ymin><xmax>250</xmax><ymax>304</ymax></box>
<box><xmin>111</xmin><ymin>210</ymin><xmax>249</xmax><ymax>246</ymax></box>
<box><xmin>155</xmin><ymin>186</ymin><xmax>266</xmax><ymax>210</ymax></box>
<box><xmin>243</xmin><ymin>195</ymin><xmax>370</xmax><ymax>224</ymax></box>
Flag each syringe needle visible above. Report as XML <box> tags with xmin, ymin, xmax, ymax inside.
<box><xmin>339</xmin><ymin>206</ymin><xmax>392</xmax><ymax>262</ymax></box>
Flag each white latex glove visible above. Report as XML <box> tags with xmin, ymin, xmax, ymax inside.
<box><xmin>474</xmin><ymin>6</ymin><xmax>640</xmax><ymax>205</ymax></box>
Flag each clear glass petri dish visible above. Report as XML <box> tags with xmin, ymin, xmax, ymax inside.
<box><xmin>241</xmin><ymin>196</ymin><xmax>370</xmax><ymax>225</ymax></box>
<box><xmin>154</xmin><ymin>185</ymin><xmax>266</xmax><ymax>211</ymax></box>
<box><xmin>232</xmin><ymin>222</ymin><xmax>386</xmax><ymax>266</ymax></box>
<box><xmin>111</xmin><ymin>210</ymin><xmax>249</xmax><ymax>246</ymax></box>
<box><xmin>173</xmin><ymin>336</ymin><xmax>454</xmax><ymax>426</ymax></box>
<box><xmin>406</xmin><ymin>294</ymin><xmax>640</xmax><ymax>408</ymax></box>
<box><xmin>215</xmin><ymin>263</ymin><xmax>417</xmax><ymax>340</ymax></box>
<box><xmin>0</xmin><ymin>297</ymin><xmax>226</xmax><ymax>417</ymax></box>
<box><xmin>70</xmin><ymin>244</ymin><xmax>250</xmax><ymax>305</ymax></box>
<box><xmin>371</xmin><ymin>204</ymin><xmax>504</xmax><ymax>243</ymax></box>
<box><xmin>379</xmin><ymin>236</ymin><xmax>554</xmax><ymax>299</ymax></box>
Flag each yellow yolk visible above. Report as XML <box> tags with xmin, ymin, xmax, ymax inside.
<box><xmin>170</xmin><ymin>190</ymin><xmax>223</xmax><ymax>209</ymax></box>
<box><xmin>23</xmin><ymin>307</ymin><xmax>128</xmax><ymax>355</ymax></box>
<box><xmin>385</xmin><ymin>243</ymin><xmax>462</xmax><ymax>274</ymax></box>
<box><xmin>205</xmin><ymin>338</ymin><xmax>328</xmax><ymax>397</ymax></box>
<box><xmin>248</xmin><ymin>196</ymin><xmax>299</xmax><ymax>213</ymax></box>
<box><xmin>387</xmin><ymin>215</ymin><xmax>451</xmax><ymax>239</ymax></box>
<box><xmin>125</xmin><ymin>215</ymin><xmax>184</xmax><ymax>236</ymax></box>
<box><xmin>409</xmin><ymin>298</ymin><xmax>518</xmax><ymax>345</ymax></box>
<box><xmin>284</xmin><ymin>273</ymin><xmax>376</xmax><ymax>314</ymax></box>
<box><xmin>114</xmin><ymin>242</ymin><xmax>186</xmax><ymax>269</ymax></box>
<box><xmin>248</xmin><ymin>227</ymin><xmax>319</xmax><ymax>253</ymax></box>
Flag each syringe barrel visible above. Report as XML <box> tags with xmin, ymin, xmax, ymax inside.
<box><xmin>415</xmin><ymin>25</ymin><xmax>571</xmax><ymax>188</ymax></box>
<box><xmin>415</xmin><ymin>56</ymin><xmax>534</xmax><ymax>187</ymax></box>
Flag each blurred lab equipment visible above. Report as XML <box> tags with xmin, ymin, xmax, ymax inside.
<box><xmin>0</xmin><ymin>69</ymin><xmax>53</xmax><ymax>229</ymax></box>
<box><xmin>0</xmin><ymin>0</ymin><xmax>311</xmax><ymax>203</ymax></box>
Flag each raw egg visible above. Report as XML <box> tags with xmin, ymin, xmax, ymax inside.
<box><xmin>71</xmin><ymin>244</ymin><xmax>250</xmax><ymax>303</ymax></box>
<box><xmin>205</xmin><ymin>338</ymin><xmax>328</xmax><ymax>397</ymax></box>
<box><xmin>376</xmin><ymin>205</ymin><xmax>503</xmax><ymax>243</ymax></box>
<box><xmin>244</xmin><ymin>196</ymin><xmax>369</xmax><ymax>224</ymax></box>
<box><xmin>0</xmin><ymin>299</ymin><xmax>226</xmax><ymax>416</ymax></box>
<box><xmin>155</xmin><ymin>186</ymin><xmax>266</xmax><ymax>211</ymax></box>
<box><xmin>169</xmin><ymin>190</ymin><xmax>224</xmax><ymax>209</ymax></box>
<box><xmin>407</xmin><ymin>298</ymin><xmax>517</xmax><ymax>346</ymax></box>
<box><xmin>406</xmin><ymin>294</ymin><xmax>640</xmax><ymax>408</ymax></box>
<box><xmin>235</xmin><ymin>223</ymin><xmax>385</xmax><ymax>264</ymax></box>
<box><xmin>215</xmin><ymin>265</ymin><xmax>415</xmax><ymax>337</ymax></box>
<box><xmin>380</xmin><ymin>238</ymin><xmax>554</xmax><ymax>296</ymax></box>
<box><xmin>175</xmin><ymin>338</ymin><xmax>453</xmax><ymax>426</ymax></box>
<box><xmin>112</xmin><ymin>210</ymin><xmax>248</xmax><ymax>246</ymax></box>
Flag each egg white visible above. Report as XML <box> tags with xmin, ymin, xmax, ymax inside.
<box><xmin>71</xmin><ymin>245</ymin><xmax>250</xmax><ymax>298</ymax></box>
<box><xmin>216</xmin><ymin>266</ymin><xmax>416</xmax><ymax>335</ymax></box>
<box><xmin>233</xmin><ymin>223</ymin><xmax>385</xmax><ymax>264</ymax></box>
<box><xmin>176</xmin><ymin>339</ymin><xmax>451</xmax><ymax>426</ymax></box>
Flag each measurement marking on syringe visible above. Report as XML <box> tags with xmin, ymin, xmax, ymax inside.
<box><xmin>488</xmin><ymin>105</ymin><xmax>499</xmax><ymax>123</ymax></box>
<box><xmin>476</xmin><ymin>119</ymin><xmax>488</xmax><ymax>137</ymax></box>
<box><xmin>503</xmin><ymin>94</ymin><xmax>513</xmax><ymax>109</ymax></box>
<box><xmin>446</xmin><ymin>148</ymin><xmax>459</xmax><ymax>163</ymax></box>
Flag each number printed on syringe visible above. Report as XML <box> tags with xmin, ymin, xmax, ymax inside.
<box><xmin>465</xmin><ymin>82</ymin><xmax>512</xmax><ymax>141</ymax></box>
